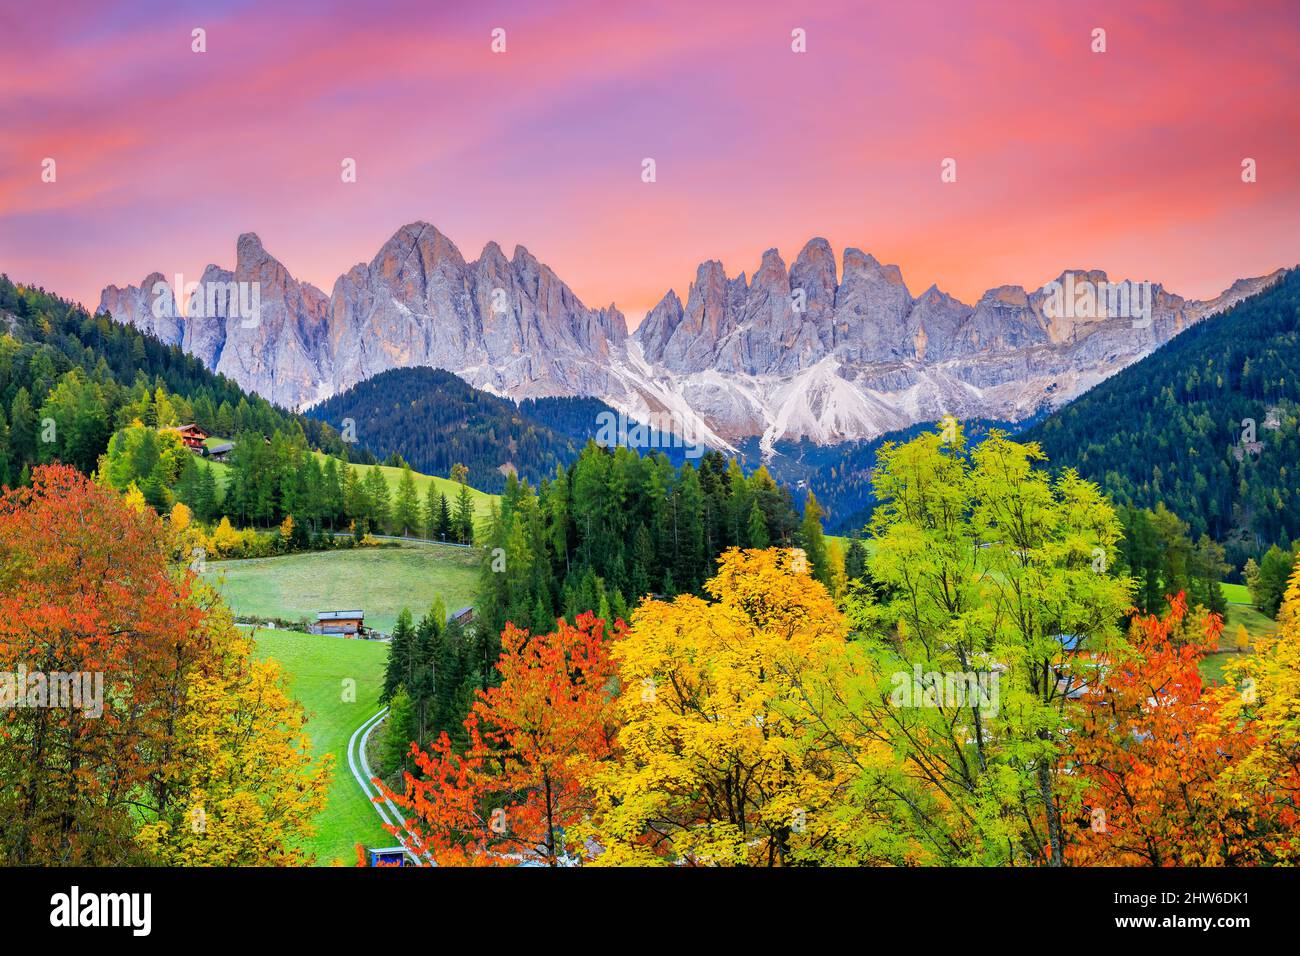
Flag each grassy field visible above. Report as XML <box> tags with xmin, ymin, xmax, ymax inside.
<box><xmin>1200</xmin><ymin>585</ymin><xmax>1276</xmax><ymax>685</ymax></box>
<box><xmin>204</xmin><ymin>539</ymin><xmax>480</xmax><ymax>633</ymax></box>
<box><xmin>1226</xmin><ymin>601</ymin><xmax>1276</xmax><ymax>639</ymax></box>
<box><xmin>1220</xmin><ymin>581</ymin><xmax>1253</xmax><ymax>605</ymax></box>
<box><xmin>1199</xmin><ymin>649</ymin><xmax>1248</xmax><ymax>686</ymax></box>
<box><xmin>250</xmin><ymin>628</ymin><xmax>391</xmax><ymax>866</ymax></box>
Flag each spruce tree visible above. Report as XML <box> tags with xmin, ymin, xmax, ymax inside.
<box><xmin>454</xmin><ymin>483</ymin><xmax>475</xmax><ymax>544</ymax></box>
<box><xmin>382</xmin><ymin>608</ymin><xmax>416</xmax><ymax>702</ymax></box>
<box><xmin>381</xmin><ymin>687</ymin><xmax>416</xmax><ymax>774</ymax></box>
<box><xmin>799</xmin><ymin>490</ymin><xmax>831</xmax><ymax>588</ymax></box>
<box><xmin>747</xmin><ymin>501</ymin><xmax>770</xmax><ymax>549</ymax></box>
<box><xmin>394</xmin><ymin>464</ymin><xmax>420</xmax><ymax>536</ymax></box>
<box><xmin>436</xmin><ymin>492</ymin><xmax>452</xmax><ymax>540</ymax></box>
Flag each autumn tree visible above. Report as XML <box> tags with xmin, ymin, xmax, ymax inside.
<box><xmin>585</xmin><ymin>548</ymin><xmax>857</xmax><ymax>866</ymax></box>
<box><xmin>134</xmin><ymin>614</ymin><xmax>331</xmax><ymax>866</ymax></box>
<box><xmin>1063</xmin><ymin>594</ymin><xmax>1269</xmax><ymax>865</ymax></box>
<box><xmin>0</xmin><ymin>465</ymin><xmax>328</xmax><ymax>866</ymax></box>
<box><xmin>0</xmin><ymin>466</ymin><xmax>205</xmax><ymax>863</ymax></box>
<box><xmin>832</xmin><ymin>427</ymin><xmax>1131</xmax><ymax>865</ymax></box>
<box><xmin>797</xmin><ymin>490</ymin><xmax>830</xmax><ymax>589</ymax></box>
<box><xmin>1213</xmin><ymin>565</ymin><xmax>1300</xmax><ymax>862</ymax></box>
<box><xmin>377</xmin><ymin>612</ymin><xmax>621</xmax><ymax>866</ymax></box>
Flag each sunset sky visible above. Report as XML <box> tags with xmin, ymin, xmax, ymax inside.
<box><xmin>1</xmin><ymin>0</ymin><xmax>1297</xmax><ymax>323</ymax></box>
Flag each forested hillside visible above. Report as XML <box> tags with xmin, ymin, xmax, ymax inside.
<box><xmin>743</xmin><ymin>417</ymin><xmax>1035</xmax><ymax>534</ymax></box>
<box><xmin>1025</xmin><ymin>268</ymin><xmax>1298</xmax><ymax>572</ymax></box>
<box><xmin>383</xmin><ymin>442</ymin><xmax>825</xmax><ymax>750</ymax></box>
<box><xmin>0</xmin><ymin>275</ymin><xmax>361</xmax><ymax>487</ymax></box>
<box><xmin>307</xmin><ymin>366</ymin><xmax>592</xmax><ymax>492</ymax></box>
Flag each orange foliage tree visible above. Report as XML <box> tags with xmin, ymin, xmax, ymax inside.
<box><xmin>0</xmin><ymin>465</ymin><xmax>209</xmax><ymax>864</ymax></box>
<box><xmin>376</xmin><ymin>612</ymin><xmax>622</xmax><ymax>866</ymax></box>
<box><xmin>0</xmin><ymin>465</ymin><xmax>328</xmax><ymax>866</ymax></box>
<box><xmin>1062</xmin><ymin>594</ymin><xmax>1270</xmax><ymax>865</ymax></box>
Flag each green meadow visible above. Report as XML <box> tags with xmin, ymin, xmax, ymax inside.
<box><xmin>204</xmin><ymin>539</ymin><xmax>480</xmax><ymax>633</ymax></box>
<box><xmin>250</xmin><ymin>628</ymin><xmax>391</xmax><ymax>866</ymax></box>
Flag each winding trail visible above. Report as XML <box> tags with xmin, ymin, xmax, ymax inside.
<box><xmin>345</xmin><ymin>706</ymin><xmax>432</xmax><ymax>865</ymax></box>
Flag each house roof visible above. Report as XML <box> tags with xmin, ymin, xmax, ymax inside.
<box><xmin>207</xmin><ymin>442</ymin><xmax>234</xmax><ymax>454</ymax></box>
<box><xmin>317</xmin><ymin>610</ymin><xmax>364</xmax><ymax>621</ymax></box>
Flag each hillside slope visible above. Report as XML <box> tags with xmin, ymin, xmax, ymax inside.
<box><xmin>0</xmin><ymin>273</ymin><xmax>360</xmax><ymax>488</ymax></box>
<box><xmin>1024</xmin><ymin>268</ymin><xmax>1299</xmax><ymax>569</ymax></box>
<box><xmin>306</xmin><ymin>366</ymin><xmax>589</xmax><ymax>493</ymax></box>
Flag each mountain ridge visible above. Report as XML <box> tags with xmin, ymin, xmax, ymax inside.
<box><xmin>98</xmin><ymin>222</ymin><xmax>1287</xmax><ymax>452</ymax></box>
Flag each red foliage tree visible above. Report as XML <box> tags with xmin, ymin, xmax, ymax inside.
<box><xmin>375</xmin><ymin>612</ymin><xmax>623</xmax><ymax>866</ymax></box>
<box><xmin>1063</xmin><ymin>593</ymin><xmax>1269</xmax><ymax>865</ymax></box>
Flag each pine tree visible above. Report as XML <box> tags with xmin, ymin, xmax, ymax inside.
<box><xmin>423</xmin><ymin>481</ymin><xmax>439</xmax><ymax>539</ymax></box>
<box><xmin>381</xmin><ymin>687</ymin><xmax>417</xmax><ymax>774</ymax></box>
<box><xmin>394</xmin><ymin>464</ymin><xmax>420</xmax><ymax>536</ymax></box>
<box><xmin>436</xmin><ymin>492</ymin><xmax>452</xmax><ymax>540</ymax></box>
<box><xmin>9</xmin><ymin>387</ymin><xmax>36</xmax><ymax>468</ymax></box>
<box><xmin>365</xmin><ymin>467</ymin><xmax>391</xmax><ymax>533</ymax></box>
<box><xmin>844</xmin><ymin>536</ymin><xmax>867</xmax><ymax>581</ymax></box>
<box><xmin>382</xmin><ymin>608</ymin><xmax>416</xmax><ymax>702</ymax></box>
<box><xmin>411</xmin><ymin>603</ymin><xmax>444</xmax><ymax>743</ymax></box>
<box><xmin>454</xmin><ymin>482</ymin><xmax>475</xmax><ymax>544</ymax></box>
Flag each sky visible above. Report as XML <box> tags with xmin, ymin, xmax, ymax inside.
<box><xmin>1</xmin><ymin>0</ymin><xmax>1297</xmax><ymax>324</ymax></box>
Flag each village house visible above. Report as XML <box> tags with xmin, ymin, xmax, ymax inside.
<box><xmin>163</xmin><ymin>423</ymin><xmax>209</xmax><ymax>451</ymax></box>
<box><xmin>310</xmin><ymin>610</ymin><xmax>367</xmax><ymax>637</ymax></box>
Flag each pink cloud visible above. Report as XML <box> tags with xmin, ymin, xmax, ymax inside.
<box><xmin>1</xmin><ymin>0</ymin><xmax>1294</xmax><ymax>320</ymax></box>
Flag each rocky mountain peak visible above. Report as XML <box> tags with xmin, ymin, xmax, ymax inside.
<box><xmin>98</xmin><ymin>224</ymin><xmax>1286</xmax><ymax>450</ymax></box>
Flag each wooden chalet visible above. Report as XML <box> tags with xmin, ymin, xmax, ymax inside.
<box><xmin>164</xmin><ymin>423</ymin><xmax>210</xmax><ymax>451</ymax></box>
<box><xmin>310</xmin><ymin>610</ymin><xmax>367</xmax><ymax>637</ymax></box>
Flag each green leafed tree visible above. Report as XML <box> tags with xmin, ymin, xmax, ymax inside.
<box><xmin>830</xmin><ymin>426</ymin><xmax>1131</xmax><ymax>866</ymax></box>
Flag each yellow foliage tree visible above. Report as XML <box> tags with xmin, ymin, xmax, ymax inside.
<box><xmin>1215</xmin><ymin>566</ymin><xmax>1300</xmax><ymax>861</ymax></box>
<box><xmin>1235</xmin><ymin>623</ymin><xmax>1251</xmax><ymax>653</ymax></box>
<box><xmin>211</xmin><ymin>515</ymin><xmax>242</xmax><ymax>555</ymax></box>
<box><xmin>584</xmin><ymin>548</ymin><xmax>861</xmax><ymax>866</ymax></box>
<box><xmin>170</xmin><ymin>501</ymin><xmax>192</xmax><ymax>533</ymax></box>
<box><xmin>135</xmin><ymin>604</ymin><xmax>331</xmax><ymax>865</ymax></box>
<box><xmin>827</xmin><ymin>538</ymin><xmax>847</xmax><ymax>598</ymax></box>
<box><xmin>123</xmin><ymin>481</ymin><xmax>147</xmax><ymax>513</ymax></box>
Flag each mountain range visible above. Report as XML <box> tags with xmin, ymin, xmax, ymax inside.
<box><xmin>98</xmin><ymin>223</ymin><xmax>1285</xmax><ymax>455</ymax></box>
